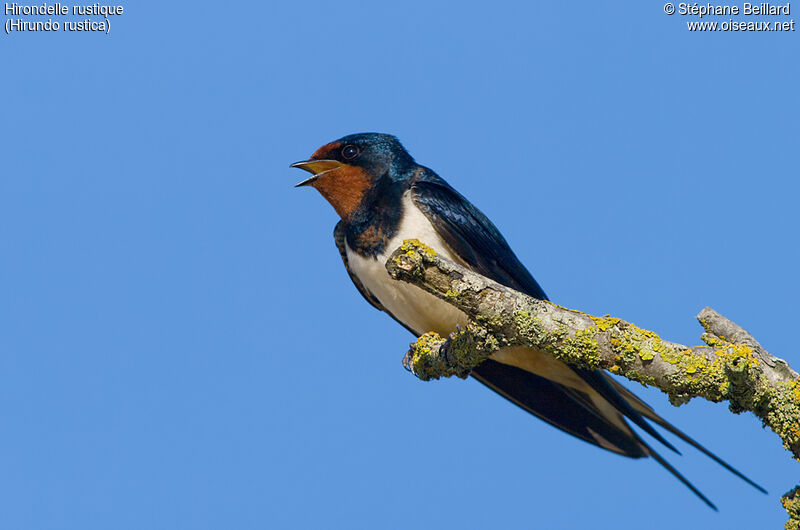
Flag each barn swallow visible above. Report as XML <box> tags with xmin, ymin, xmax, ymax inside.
<box><xmin>292</xmin><ymin>133</ymin><xmax>764</xmax><ymax>508</ymax></box>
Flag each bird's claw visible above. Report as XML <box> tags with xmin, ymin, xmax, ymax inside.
<box><xmin>402</xmin><ymin>349</ymin><xmax>415</xmax><ymax>374</ymax></box>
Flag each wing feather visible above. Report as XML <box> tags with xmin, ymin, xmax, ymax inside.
<box><xmin>407</xmin><ymin>168</ymin><xmax>762</xmax><ymax>500</ymax></box>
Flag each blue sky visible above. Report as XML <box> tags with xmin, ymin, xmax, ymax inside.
<box><xmin>2</xmin><ymin>2</ymin><xmax>798</xmax><ymax>528</ymax></box>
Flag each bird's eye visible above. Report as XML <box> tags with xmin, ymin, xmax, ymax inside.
<box><xmin>342</xmin><ymin>145</ymin><xmax>360</xmax><ymax>160</ymax></box>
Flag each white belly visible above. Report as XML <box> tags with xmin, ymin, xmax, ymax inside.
<box><xmin>345</xmin><ymin>193</ymin><xmax>468</xmax><ymax>336</ymax></box>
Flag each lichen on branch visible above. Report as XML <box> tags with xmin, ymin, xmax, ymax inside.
<box><xmin>783</xmin><ymin>487</ymin><xmax>800</xmax><ymax>530</ymax></box>
<box><xmin>384</xmin><ymin>239</ymin><xmax>800</xmax><ymax>527</ymax></box>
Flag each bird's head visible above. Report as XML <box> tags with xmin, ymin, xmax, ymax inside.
<box><xmin>291</xmin><ymin>133</ymin><xmax>415</xmax><ymax>219</ymax></box>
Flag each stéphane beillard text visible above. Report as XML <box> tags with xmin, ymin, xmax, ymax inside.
<box><xmin>678</xmin><ymin>3</ymin><xmax>791</xmax><ymax>17</ymax></box>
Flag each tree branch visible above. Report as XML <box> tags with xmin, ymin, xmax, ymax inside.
<box><xmin>385</xmin><ymin>239</ymin><xmax>800</xmax><ymax>527</ymax></box>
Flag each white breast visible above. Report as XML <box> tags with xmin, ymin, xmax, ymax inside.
<box><xmin>345</xmin><ymin>192</ymin><xmax>600</xmax><ymax>396</ymax></box>
<box><xmin>345</xmin><ymin>193</ymin><xmax>468</xmax><ymax>336</ymax></box>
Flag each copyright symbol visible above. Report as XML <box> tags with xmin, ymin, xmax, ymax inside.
<box><xmin>664</xmin><ymin>3</ymin><xmax>675</xmax><ymax>14</ymax></box>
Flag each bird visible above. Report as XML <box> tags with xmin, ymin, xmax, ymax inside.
<box><xmin>292</xmin><ymin>132</ymin><xmax>765</xmax><ymax>509</ymax></box>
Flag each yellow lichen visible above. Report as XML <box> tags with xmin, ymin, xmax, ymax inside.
<box><xmin>639</xmin><ymin>350</ymin><xmax>655</xmax><ymax>361</ymax></box>
<box><xmin>606</xmin><ymin>322</ymin><xmax>666</xmax><ymax>365</ymax></box>
<box><xmin>782</xmin><ymin>487</ymin><xmax>800</xmax><ymax>530</ymax></box>
<box><xmin>589</xmin><ymin>314</ymin><xmax>621</xmax><ymax>332</ymax></box>
<box><xmin>400</xmin><ymin>239</ymin><xmax>437</xmax><ymax>259</ymax></box>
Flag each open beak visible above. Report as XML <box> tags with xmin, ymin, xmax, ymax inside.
<box><xmin>290</xmin><ymin>159</ymin><xmax>345</xmax><ymax>187</ymax></box>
